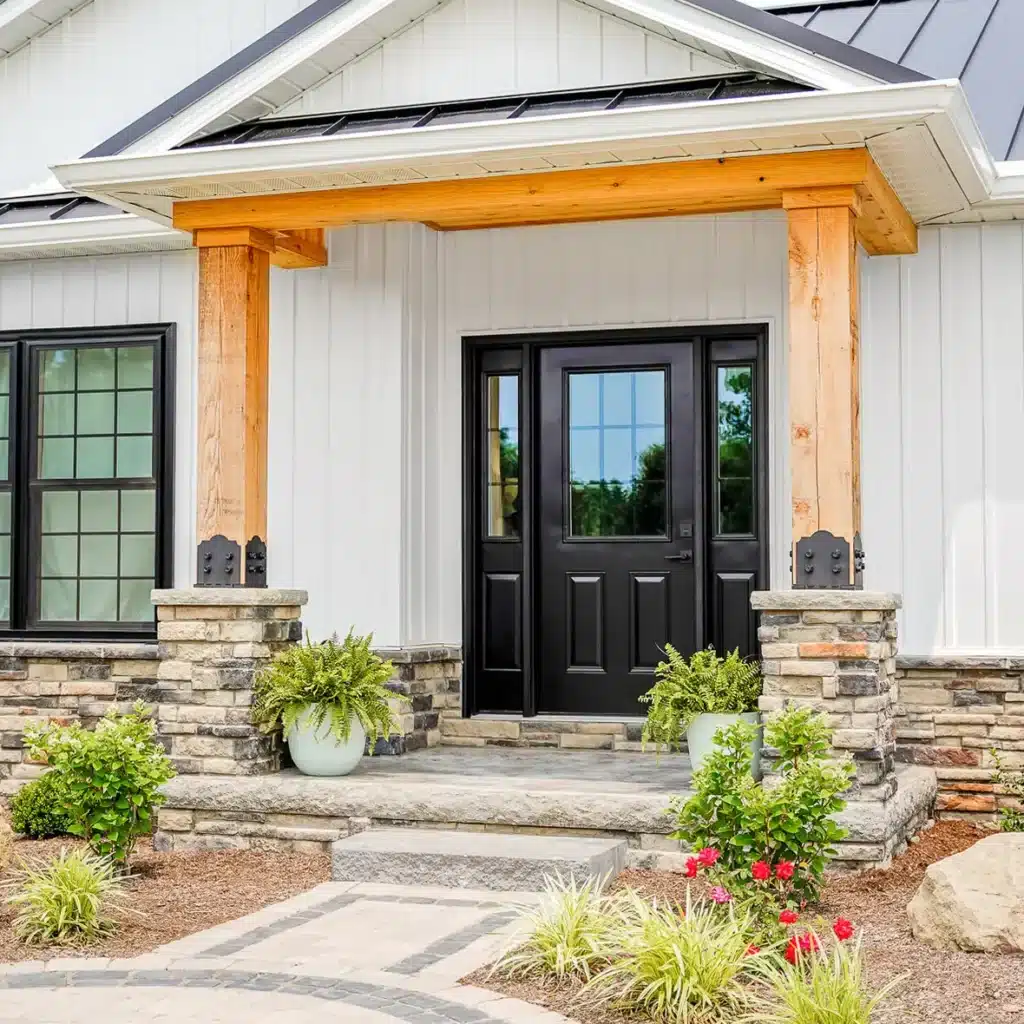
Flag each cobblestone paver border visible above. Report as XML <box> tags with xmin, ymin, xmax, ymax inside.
<box><xmin>0</xmin><ymin>969</ymin><xmax>505</xmax><ymax>1022</ymax></box>
<box><xmin>387</xmin><ymin>911</ymin><xmax>518</xmax><ymax>976</ymax></box>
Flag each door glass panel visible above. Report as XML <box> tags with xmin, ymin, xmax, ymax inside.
<box><xmin>715</xmin><ymin>365</ymin><xmax>754</xmax><ymax>535</ymax></box>
<box><xmin>568</xmin><ymin>370</ymin><xmax>667</xmax><ymax>537</ymax></box>
<box><xmin>485</xmin><ymin>375</ymin><xmax>520</xmax><ymax>538</ymax></box>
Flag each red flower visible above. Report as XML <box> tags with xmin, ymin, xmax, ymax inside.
<box><xmin>697</xmin><ymin>847</ymin><xmax>720</xmax><ymax>867</ymax></box>
<box><xmin>833</xmin><ymin>918</ymin><xmax>855</xmax><ymax>942</ymax></box>
<box><xmin>779</xmin><ymin>909</ymin><xmax>799</xmax><ymax>925</ymax></box>
<box><xmin>784</xmin><ymin>931</ymin><xmax>820</xmax><ymax>964</ymax></box>
<box><xmin>684</xmin><ymin>857</ymin><xmax>699</xmax><ymax>879</ymax></box>
<box><xmin>751</xmin><ymin>860</ymin><xmax>771</xmax><ymax>882</ymax></box>
<box><xmin>775</xmin><ymin>861</ymin><xmax>795</xmax><ymax>881</ymax></box>
<box><xmin>745</xmin><ymin>944</ymin><xmax>760</xmax><ymax>957</ymax></box>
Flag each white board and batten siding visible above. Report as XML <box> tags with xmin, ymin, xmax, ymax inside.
<box><xmin>861</xmin><ymin>223</ymin><xmax>1024</xmax><ymax>656</ymax></box>
<box><xmin>279</xmin><ymin>0</ymin><xmax>736</xmax><ymax>115</ymax></box>
<box><xmin>0</xmin><ymin>0</ymin><xmax>322</xmax><ymax>195</ymax></box>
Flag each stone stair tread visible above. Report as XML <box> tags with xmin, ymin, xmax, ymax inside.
<box><xmin>331</xmin><ymin>828</ymin><xmax>628</xmax><ymax>891</ymax></box>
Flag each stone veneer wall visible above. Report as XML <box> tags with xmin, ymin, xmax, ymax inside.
<box><xmin>0</xmin><ymin>642</ymin><xmax>159</xmax><ymax>794</ymax></box>
<box><xmin>752</xmin><ymin>591</ymin><xmax>935</xmax><ymax>867</ymax></box>
<box><xmin>374</xmin><ymin>646</ymin><xmax>460</xmax><ymax>754</ymax></box>
<box><xmin>440</xmin><ymin>716</ymin><xmax>646</xmax><ymax>750</ymax></box>
<box><xmin>895</xmin><ymin>656</ymin><xmax>1024</xmax><ymax>823</ymax></box>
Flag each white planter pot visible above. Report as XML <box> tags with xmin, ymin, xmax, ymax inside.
<box><xmin>286</xmin><ymin>707</ymin><xmax>366</xmax><ymax>777</ymax></box>
<box><xmin>685</xmin><ymin>712</ymin><xmax>762</xmax><ymax>780</ymax></box>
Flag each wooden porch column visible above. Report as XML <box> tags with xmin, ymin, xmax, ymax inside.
<box><xmin>195</xmin><ymin>227</ymin><xmax>272</xmax><ymax>584</ymax></box>
<box><xmin>783</xmin><ymin>187</ymin><xmax>862</xmax><ymax>588</ymax></box>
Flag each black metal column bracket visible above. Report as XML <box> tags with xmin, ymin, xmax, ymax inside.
<box><xmin>793</xmin><ymin>530</ymin><xmax>863</xmax><ymax>590</ymax></box>
<box><xmin>245</xmin><ymin>537</ymin><xmax>267</xmax><ymax>587</ymax></box>
<box><xmin>196</xmin><ymin>535</ymin><xmax>242</xmax><ymax>587</ymax></box>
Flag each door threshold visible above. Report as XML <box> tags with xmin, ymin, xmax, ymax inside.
<box><xmin>473</xmin><ymin>713</ymin><xmax>647</xmax><ymax>723</ymax></box>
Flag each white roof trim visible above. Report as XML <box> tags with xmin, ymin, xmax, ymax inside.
<box><xmin>52</xmin><ymin>81</ymin><xmax>980</xmax><ymax>227</ymax></box>
<box><xmin>122</xmin><ymin>0</ymin><xmax>891</xmax><ymax>160</ymax></box>
<box><xmin>0</xmin><ymin>0</ymin><xmax>88</xmax><ymax>57</ymax></box>
<box><xmin>0</xmin><ymin>213</ymin><xmax>187</xmax><ymax>258</ymax></box>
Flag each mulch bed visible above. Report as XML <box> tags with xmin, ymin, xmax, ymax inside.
<box><xmin>0</xmin><ymin>833</ymin><xmax>330</xmax><ymax>962</ymax></box>
<box><xmin>469</xmin><ymin>821</ymin><xmax>1024</xmax><ymax>1024</ymax></box>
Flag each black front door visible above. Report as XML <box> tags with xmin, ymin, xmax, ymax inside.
<box><xmin>464</xmin><ymin>327</ymin><xmax>767</xmax><ymax>718</ymax></box>
<box><xmin>537</xmin><ymin>344</ymin><xmax>696</xmax><ymax>715</ymax></box>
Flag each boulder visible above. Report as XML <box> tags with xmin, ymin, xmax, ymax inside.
<box><xmin>908</xmin><ymin>832</ymin><xmax>1024</xmax><ymax>952</ymax></box>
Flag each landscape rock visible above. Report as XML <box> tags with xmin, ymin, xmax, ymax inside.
<box><xmin>908</xmin><ymin>832</ymin><xmax>1024</xmax><ymax>952</ymax></box>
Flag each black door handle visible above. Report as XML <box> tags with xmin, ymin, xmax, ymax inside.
<box><xmin>664</xmin><ymin>552</ymin><xmax>693</xmax><ymax>563</ymax></box>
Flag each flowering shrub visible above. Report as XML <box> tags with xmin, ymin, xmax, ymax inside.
<box><xmin>672</xmin><ymin>706</ymin><xmax>854</xmax><ymax>900</ymax></box>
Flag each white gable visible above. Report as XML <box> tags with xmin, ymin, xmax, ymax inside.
<box><xmin>277</xmin><ymin>0</ymin><xmax>739</xmax><ymax>115</ymax></box>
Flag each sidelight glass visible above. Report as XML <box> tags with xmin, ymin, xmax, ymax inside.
<box><xmin>715</xmin><ymin>364</ymin><xmax>754</xmax><ymax>535</ymax></box>
<box><xmin>485</xmin><ymin>375</ymin><xmax>520</xmax><ymax>538</ymax></box>
<box><xmin>568</xmin><ymin>369</ymin><xmax>667</xmax><ymax>537</ymax></box>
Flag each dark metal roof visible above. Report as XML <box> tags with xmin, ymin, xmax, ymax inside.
<box><xmin>83</xmin><ymin>0</ymin><xmax>922</xmax><ymax>161</ymax></box>
<box><xmin>773</xmin><ymin>0</ymin><xmax>1024</xmax><ymax>160</ymax></box>
<box><xmin>0</xmin><ymin>194</ymin><xmax>125</xmax><ymax>227</ymax></box>
<box><xmin>177</xmin><ymin>73</ymin><xmax>814</xmax><ymax>150</ymax></box>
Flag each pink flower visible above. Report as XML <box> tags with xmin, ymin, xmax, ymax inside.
<box><xmin>751</xmin><ymin>860</ymin><xmax>771</xmax><ymax>882</ymax></box>
<box><xmin>709</xmin><ymin>886</ymin><xmax>732</xmax><ymax>904</ymax></box>
<box><xmin>775</xmin><ymin>861</ymin><xmax>795</xmax><ymax>881</ymax></box>
<box><xmin>697</xmin><ymin>847</ymin><xmax>721</xmax><ymax>868</ymax></box>
<box><xmin>833</xmin><ymin>918</ymin><xmax>855</xmax><ymax>942</ymax></box>
<box><xmin>779</xmin><ymin>909</ymin><xmax>800</xmax><ymax>925</ymax></box>
<box><xmin>684</xmin><ymin>857</ymin><xmax>699</xmax><ymax>879</ymax></box>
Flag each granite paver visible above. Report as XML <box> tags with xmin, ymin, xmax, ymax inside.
<box><xmin>0</xmin><ymin>882</ymin><xmax>564</xmax><ymax>1023</ymax></box>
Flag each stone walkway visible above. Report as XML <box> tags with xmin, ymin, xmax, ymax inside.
<box><xmin>0</xmin><ymin>882</ymin><xmax>571</xmax><ymax>1023</ymax></box>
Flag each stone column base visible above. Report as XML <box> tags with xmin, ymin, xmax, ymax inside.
<box><xmin>374</xmin><ymin>645</ymin><xmax>461</xmax><ymax>754</ymax></box>
<box><xmin>152</xmin><ymin>588</ymin><xmax>307</xmax><ymax>775</ymax></box>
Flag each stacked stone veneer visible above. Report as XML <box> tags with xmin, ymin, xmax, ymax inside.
<box><xmin>374</xmin><ymin>646</ymin><xmax>460</xmax><ymax>754</ymax></box>
<box><xmin>0</xmin><ymin>642</ymin><xmax>160</xmax><ymax>792</ymax></box>
<box><xmin>152</xmin><ymin>589</ymin><xmax>307</xmax><ymax>776</ymax></box>
<box><xmin>440</xmin><ymin>716</ymin><xmax>646</xmax><ymax>750</ymax></box>
<box><xmin>895</xmin><ymin>656</ymin><xmax>1024</xmax><ymax>823</ymax></box>
<box><xmin>752</xmin><ymin>591</ymin><xmax>934</xmax><ymax>866</ymax></box>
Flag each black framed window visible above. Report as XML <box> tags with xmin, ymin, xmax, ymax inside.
<box><xmin>0</xmin><ymin>325</ymin><xmax>174</xmax><ymax>639</ymax></box>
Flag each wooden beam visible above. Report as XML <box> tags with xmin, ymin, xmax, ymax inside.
<box><xmin>172</xmin><ymin>148</ymin><xmax>917</xmax><ymax>256</ymax></box>
<box><xmin>785</xmin><ymin>189</ymin><xmax>861</xmax><ymax>585</ymax></box>
<box><xmin>270</xmin><ymin>228</ymin><xmax>328</xmax><ymax>269</ymax></box>
<box><xmin>196</xmin><ymin>241</ymin><xmax>270</xmax><ymax>565</ymax></box>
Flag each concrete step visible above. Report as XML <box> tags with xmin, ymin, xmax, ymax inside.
<box><xmin>331</xmin><ymin>828</ymin><xmax>629</xmax><ymax>891</ymax></box>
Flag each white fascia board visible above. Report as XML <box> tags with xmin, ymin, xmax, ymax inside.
<box><xmin>0</xmin><ymin>214</ymin><xmax>185</xmax><ymax>253</ymax></box>
<box><xmin>124</xmin><ymin>0</ymin><xmax>422</xmax><ymax>156</ymax></box>
<box><xmin>55</xmin><ymin>81</ymin><xmax>970</xmax><ymax>205</ymax></box>
<box><xmin>601</xmin><ymin>0</ymin><xmax>882</xmax><ymax>89</ymax></box>
<box><xmin>125</xmin><ymin>0</ymin><xmax>887</xmax><ymax>159</ymax></box>
<box><xmin>0</xmin><ymin>0</ymin><xmax>86</xmax><ymax>56</ymax></box>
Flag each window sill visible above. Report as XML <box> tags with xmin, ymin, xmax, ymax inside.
<box><xmin>0</xmin><ymin>640</ymin><xmax>158</xmax><ymax>660</ymax></box>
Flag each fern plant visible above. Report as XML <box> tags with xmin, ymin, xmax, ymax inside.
<box><xmin>251</xmin><ymin>630</ymin><xmax>405</xmax><ymax>749</ymax></box>
<box><xmin>640</xmin><ymin>645</ymin><xmax>762</xmax><ymax>751</ymax></box>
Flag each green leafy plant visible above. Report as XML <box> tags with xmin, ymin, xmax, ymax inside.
<box><xmin>9</xmin><ymin>773</ymin><xmax>72</xmax><ymax>839</ymax></box>
<box><xmin>740</xmin><ymin>932</ymin><xmax>903</xmax><ymax>1024</ymax></box>
<box><xmin>6</xmin><ymin>848</ymin><xmax>127</xmax><ymax>945</ymax></box>
<box><xmin>24</xmin><ymin>703</ymin><xmax>175</xmax><ymax>867</ymax></box>
<box><xmin>251</xmin><ymin>630</ymin><xmax>405</xmax><ymax>749</ymax></box>
<box><xmin>640</xmin><ymin>645</ymin><xmax>762</xmax><ymax>751</ymax></box>
<box><xmin>495</xmin><ymin>874</ymin><xmax>619</xmax><ymax>982</ymax></box>
<box><xmin>584</xmin><ymin>889</ymin><xmax>754</xmax><ymax>1023</ymax></box>
<box><xmin>672</xmin><ymin>707</ymin><xmax>854</xmax><ymax>901</ymax></box>
<box><xmin>992</xmin><ymin>750</ymin><xmax>1024</xmax><ymax>832</ymax></box>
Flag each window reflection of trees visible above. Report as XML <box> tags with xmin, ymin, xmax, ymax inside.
<box><xmin>570</xmin><ymin>440</ymin><xmax>666</xmax><ymax>537</ymax></box>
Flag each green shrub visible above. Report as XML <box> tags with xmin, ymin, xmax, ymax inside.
<box><xmin>7</xmin><ymin>848</ymin><xmax>126</xmax><ymax>945</ymax></box>
<box><xmin>671</xmin><ymin>706</ymin><xmax>854</xmax><ymax>901</ymax></box>
<box><xmin>640</xmin><ymin>646</ymin><xmax>761</xmax><ymax>752</ymax></box>
<box><xmin>9</xmin><ymin>773</ymin><xmax>71</xmax><ymax>839</ymax></box>
<box><xmin>495</xmin><ymin>875</ymin><xmax>618</xmax><ymax>982</ymax></box>
<box><xmin>24</xmin><ymin>703</ymin><xmax>175</xmax><ymax>867</ymax></box>
<box><xmin>740</xmin><ymin>933</ymin><xmax>903</xmax><ymax>1024</ymax></box>
<box><xmin>585</xmin><ymin>889</ymin><xmax>753</xmax><ymax>1022</ymax></box>
<box><xmin>992</xmin><ymin>750</ymin><xmax>1024</xmax><ymax>832</ymax></box>
<box><xmin>251</xmin><ymin>630</ymin><xmax>406</xmax><ymax>750</ymax></box>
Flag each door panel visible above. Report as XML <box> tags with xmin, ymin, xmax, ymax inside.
<box><xmin>538</xmin><ymin>343</ymin><xmax>697</xmax><ymax>716</ymax></box>
<box><xmin>483</xmin><ymin>572</ymin><xmax>521</xmax><ymax>671</ymax></box>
